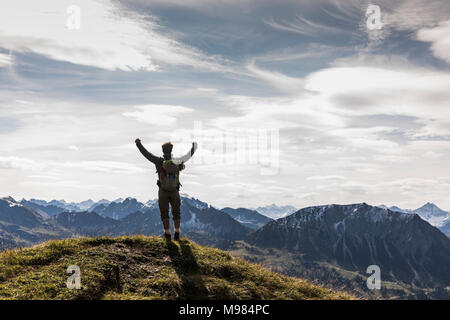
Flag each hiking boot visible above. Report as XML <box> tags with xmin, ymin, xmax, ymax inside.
<box><xmin>164</xmin><ymin>233</ymin><xmax>171</xmax><ymax>241</ymax></box>
<box><xmin>174</xmin><ymin>232</ymin><xmax>180</xmax><ymax>241</ymax></box>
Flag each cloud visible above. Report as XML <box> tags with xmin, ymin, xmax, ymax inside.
<box><xmin>123</xmin><ymin>104</ymin><xmax>193</xmax><ymax>125</ymax></box>
<box><xmin>246</xmin><ymin>61</ymin><xmax>306</xmax><ymax>93</ymax></box>
<box><xmin>213</xmin><ymin>60</ymin><xmax>450</xmax><ymax>139</ymax></box>
<box><xmin>0</xmin><ymin>156</ymin><xmax>42</xmax><ymax>170</ymax></box>
<box><xmin>0</xmin><ymin>155</ymin><xmax>144</xmax><ymax>174</ymax></box>
<box><xmin>210</xmin><ymin>95</ymin><xmax>334</xmax><ymax>131</ymax></box>
<box><xmin>417</xmin><ymin>20</ymin><xmax>450</xmax><ymax>63</ymax></box>
<box><xmin>124</xmin><ymin>0</ymin><xmax>255</xmax><ymax>8</ymax></box>
<box><xmin>124</xmin><ymin>0</ymin><xmax>309</xmax><ymax>11</ymax></box>
<box><xmin>264</xmin><ymin>0</ymin><xmax>362</xmax><ymax>38</ymax></box>
<box><xmin>0</xmin><ymin>0</ymin><xmax>228</xmax><ymax>72</ymax></box>
<box><xmin>302</xmin><ymin>57</ymin><xmax>450</xmax><ymax>137</ymax></box>
<box><xmin>2</xmin><ymin>0</ymin><xmax>450</xmax><ymax>208</ymax></box>
<box><xmin>0</xmin><ymin>53</ymin><xmax>14</xmax><ymax>67</ymax></box>
<box><xmin>63</xmin><ymin>160</ymin><xmax>145</xmax><ymax>174</ymax></box>
<box><xmin>264</xmin><ymin>0</ymin><xmax>450</xmax><ymax>50</ymax></box>
<box><xmin>365</xmin><ymin>0</ymin><xmax>450</xmax><ymax>45</ymax></box>
<box><xmin>384</xmin><ymin>0</ymin><xmax>450</xmax><ymax>31</ymax></box>
<box><xmin>251</xmin><ymin>43</ymin><xmax>342</xmax><ymax>63</ymax></box>
<box><xmin>265</xmin><ymin>13</ymin><xmax>347</xmax><ymax>37</ymax></box>
<box><xmin>205</xmin><ymin>55</ymin><xmax>450</xmax><ymax>199</ymax></box>
<box><xmin>306</xmin><ymin>175</ymin><xmax>346</xmax><ymax>181</ymax></box>
<box><xmin>0</xmin><ymin>117</ymin><xmax>19</xmax><ymax>134</ymax></box>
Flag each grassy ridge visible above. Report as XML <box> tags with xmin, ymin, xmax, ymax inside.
<box><xmin>0</xmin><ymin>236</ymin><xmax>353</xmax><ymax>300</ymax></box>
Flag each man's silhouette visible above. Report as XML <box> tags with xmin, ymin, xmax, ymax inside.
<box><xmin>135</xmin><ymin>138</ymin><xmax>197</xmax><ymax>241</ymax></box>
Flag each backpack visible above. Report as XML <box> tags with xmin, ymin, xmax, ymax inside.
<box><xmin>159</xmin><ymin>160</ymin><xmax>180</xmax><ymax>192</ymax></box>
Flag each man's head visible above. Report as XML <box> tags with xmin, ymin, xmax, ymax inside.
<box><xmin>162</xmin><ymin>142</ymin><xmax>173</xmax><ymax>158</ymax></box>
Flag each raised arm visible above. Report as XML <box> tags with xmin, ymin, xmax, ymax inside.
<box><xmin>135</xmin><ymin>138</ymin><xmax>160</xmax><ymax>164</ymax></box>
<box><xmin>172</xmin><ymin>142</ymin><xmax>198</xmax><ymax>165</ymax></box>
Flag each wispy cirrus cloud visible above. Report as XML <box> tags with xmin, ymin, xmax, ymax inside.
<box><xmin>265</xmin><ymin>15</ymin><xmax>345</xmax><ymax>37</ymax></box>
<box><xmin>265</xmin><ymin>0</ymin><xmax>450</xmax><ymax>54</ymax></box>
<box><xmin>0</xmin><ymin>0</ymin><xmax>230</xmax><ymax>72</ymax></box>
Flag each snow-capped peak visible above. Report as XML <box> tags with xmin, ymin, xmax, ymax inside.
<box><xmin>1</xmin><ymin>196</ymin><xmax>23</xmax><ymax>208</ymax></box>
<box><xmin>254</xmin><ymin>203</ymin><xmax>297</xmax><ymax>219</ymax></box>
<box><xmin>413</xmin><ymin>202</ymin><xmax>449</xmax><ymax>227</ymax></box>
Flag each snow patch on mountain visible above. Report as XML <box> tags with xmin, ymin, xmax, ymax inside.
<box><xmin>2</xmin><ymin>197</ymin><xmax>23</xmax><ymax>208</ymax></box>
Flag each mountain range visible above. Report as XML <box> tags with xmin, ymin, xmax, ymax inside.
<box><xmin>20</xmin><ymin>196</ymin><xmax>294</xmax><ymax>218</ymax></box>
<box><xmin>1</xmin><ymin>195</ymin><xmax>252</xmax><ymax>249</ymax></box>
<box><xmin>248</xmin><ymin>203</ymin><xmax>450</xmax><ymax>289</ymax></box>
<box><xmin>0</xmin><ymin>197</ymin><xmax>72</xmax><ymax>248</ymax></box>
<box><xmin>378</xmin><ymin>202</ymin><xmax>450</xmax><ymax>236</ymax></box>
<box><xmin>22</xmin><ymin>198</ymin><xmax>121</xmax><ymax>214</ymax></box>
<box><xmin>89</xmin><ymin>198</ymin><xmax>150</xmax><ymax>219</ymax></box>
<box><xmin>1</xmin><ymin>195</ymin><xmax>449</xmax><ymax>299</ymax></box>
<box><xmin>253</xmin><ymin>204</ymin><xmax>297</xmax><ymax>219</ymax></box>
<box><xmin>220</xmin><ymin>207</ymin><xmax>273</xmax><ymax>230</ymax></box>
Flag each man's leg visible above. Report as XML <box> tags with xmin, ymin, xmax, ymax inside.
<box><xmin>170</xmin><ymin>191</ymin><xmax>181</xmax><ymax>241</ymax></box>
<box><xmin>174</xmin><ymin>219</ymin><xmax>180</xmax><ymax>231</ymax></box>
<box><xmin>158</xmin><ymin>188</ymin><xmax>171</xmax><ymax>240</ymax></box>
<box><xmin>162</xmin><ymin>218</ymin><xmax>170</xmax><ymax>232</ymax></box>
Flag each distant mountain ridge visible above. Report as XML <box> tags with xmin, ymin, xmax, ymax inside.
<box><xmin>21</xmin><ymin>196</ymin><xmax>296</xmax><ymax>222</ymax></box>
<box><xmin>221</xmin><ymin>207</ymin><xmax>273</xmax><ymax>230</ymax></box>
<box><xmin>378</xmin><ymin>202</ymin><xmax>450</xmax><ymax>236</ymax></box>
<box><xmin>52</xmin><ymin>211</ymin><xmax>119</xmax><ymax>237</ymax></box>
<box><xmin>254</xmin><ymin>204</ymin><xmax>297</xmax><ymax>219</ymax></box>
<box><xmin>90</xmin><ymin>198</ymin><xmax>149</xmax><ymax>219</ymax></box>
<box><xmin>0</xmin><ymin>197</ymin><xmax>72</xmax><ymax>248</ymax></box>
<box><xmin>1</xmin><ymin>196</ymin><xmax>251</xmax><ymax>249</ymax></box>
<box><xmin>19</xmin><ymin>200</ymin><xmax>64</xmax><ymax>218</ymax></box>
<box><xmin>22</xmin><ymin>198</ymin><xmax>120</xmax><ymax>214</ymax></box>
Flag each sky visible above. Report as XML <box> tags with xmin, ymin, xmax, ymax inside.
<box><xmin>0</xmin><ymin>0</ymin><xmax>449</xmax><ymax>210</ymax></box>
